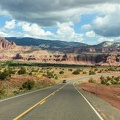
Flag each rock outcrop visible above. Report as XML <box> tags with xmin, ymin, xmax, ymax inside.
<box><xmin>12</xmin><ymin>53</ymin><xmax>120</xmax><ymax>66</ymax></box>
<box><xmin>0</xmin><ymin>37</ymin><xmax>16</xmax><ymax>49</ymax></box>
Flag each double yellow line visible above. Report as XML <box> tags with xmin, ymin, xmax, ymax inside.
<box><xmin>13</xmin><ymin>84</ymin><xmax>67</xmax><ymax>120</ymax></box>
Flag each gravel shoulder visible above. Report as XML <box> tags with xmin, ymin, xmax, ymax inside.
<box><xmin>75</xmin><ymin>85</ymin><xmax>120</xmax><ymax>120</ymax></box>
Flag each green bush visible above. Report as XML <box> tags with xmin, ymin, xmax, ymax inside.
<box><xmin>29</xmin><ymin>72</ymin><xmax>32</xmax><ymax>75</ymax></box>
<box><xmin>22</xmin><ymin>80</ymin><xmax>35</xmax><ymax>90</ymax></box>
<box><xmin>89</xmin><ymin>70</ymin><xmax>95</xmax><ymax>75</ymax></box>
<box><xmin>100</xmin><ymin>76</ymin><xmax>105</xmax><ymax>80</ymax></box>
<box><xmin>68</xmin><ymin>69</ymin><xmax>72</xmax><ymax>71</ymax></box>
<box><xmin>5</xmin><ymin>60</ymin><xmax>14</xmax><ymax>66</ymax></box>
<box><xmin>55</xmin><ymin>76</ymin><xmax>58</xmax><ymax>80</ymax></box>
<box><xmin>100</xmin><ymin>76</ymin><xmax>120</xmax><ymax>85</ymax></box>
<box><xmin>82</xmin><ymin>71</ymin><xmax>87</xmax><ymax>74</ymax></box>
<box><xmin>59</xmin><ymin>71</ymin><xmax>64</xmax><ymax>74</ymax></box>
<box><xmin>101</xmin><ymin>79</ymin><xmax>107</xmax><ymax>85</ymax></box>
<box><xmin>0</xmin><ymin>83</ymin><xmax>6</xmax><ymax>97</ymax></box>
<box><xmin>18</xmin><ymin>67</ymin><xmax>27</xmax><ymax>74</ymax></box>
<box><xmin>72</xmin><ymin>69</ymin><xmax>80</xmax><ymax>75</ymax></box>
<box><xmin>46</xmin><ymin>71</ymin><xmax>54</xmax><ymax>78</ymax></box>
<box><xmin>0</xmin><ymin>69</ymin><xmax>11</xmax><ymax>80</ymax></box>
<box><xmin>8</xmin><ymin>68</ymin><xmax>16</xmax><ymax>74</ymax></box>
<box><xmin>88</xmin><ymin>78</ymin><xmax>95</xmax><ymax>83</ymax></box>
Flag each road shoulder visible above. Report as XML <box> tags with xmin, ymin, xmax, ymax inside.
<box><xmin>75</xmin><ymin>85</ymin><xmax>120</xmax><ymax>120</ymax></box>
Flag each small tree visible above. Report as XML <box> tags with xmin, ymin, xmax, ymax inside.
<box><xmin>22</xmin><ymin>80</ymin><xmax>35</xmax><ymax>90</ymax></box>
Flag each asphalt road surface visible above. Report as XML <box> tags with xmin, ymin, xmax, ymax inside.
<box><xmin>0</xmin><ymin>76</ymin><xmax>104</xmax><ymax>120</ymax></box>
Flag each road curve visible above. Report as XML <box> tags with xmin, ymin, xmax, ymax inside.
<box><xmin>0</xmin><ymin>75</ymin><xmax>106</xmax><ymax>120</ymax></box>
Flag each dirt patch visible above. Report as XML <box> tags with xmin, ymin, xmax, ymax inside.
<box><xmin>79</xmin><ymin>82</ymin><xmax>120</xmax><ymax>109</ymax></box>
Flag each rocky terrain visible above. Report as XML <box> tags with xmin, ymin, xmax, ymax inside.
<box><xmin>0</xmin><ymin>37</ymin><xmax>16</xmax><ymax>49</ymax></box>
<box><xmin>0</xmin><ymin>37</ymin><xmax>120</xmax><ymax>66</ymax></box>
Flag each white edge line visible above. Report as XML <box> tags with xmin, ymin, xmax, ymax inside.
<box><xmin>0</xmin><ymin>83</ymin><xmax>61</xmax><ymax>103</ymax></box>
<box><xmin>73</xmin><ymin>82</ymin><xmax>104</xmax><ymax>120</ymax></box>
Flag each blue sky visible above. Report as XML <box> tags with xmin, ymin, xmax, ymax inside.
<box><xmin>0</xmin><ymin>0</ymin><xmax>120</xmax><ymax>45</ymax></box>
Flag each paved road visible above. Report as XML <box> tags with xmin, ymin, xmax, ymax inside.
<box><xmin>0</xmin><ymin>76</ymin><xmax>104</xmax><ymax>120</ymax></box>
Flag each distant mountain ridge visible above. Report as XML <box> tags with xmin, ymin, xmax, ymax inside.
<box><xmin>5</xmin><ymin>37</ymin><xmax>120</xmax><ymax>53</ymax></box>
<box><xmin>0</xmin><ymin>37</ymin><xmax>120</xmax><ymax>66</ymax></box>
<box><xmin>5</xmin><ymin>37</ymin><xmax>86</xmax><ymax>51</ymax></box>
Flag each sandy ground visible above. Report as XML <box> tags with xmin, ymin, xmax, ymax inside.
<box><xmin>79</xmin><ymin>82</ymin><xmax>120</xmax><ymax>109</ymax></box>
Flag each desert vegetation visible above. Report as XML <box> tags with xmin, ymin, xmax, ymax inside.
<box><xmin>88</xmin><ymin>75</ymin><xmax>120</xmax><ymax>85</ymax></box>
<box><xmin>0</xmin><ymin>61</ymin><xmax>120</xmax><ymax>98</ymax></box>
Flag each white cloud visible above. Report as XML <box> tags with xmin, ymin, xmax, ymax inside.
<box><xmin>0</xmin><ymin>31</ymin><xmax>8</xmax><ymax>37</ymax></box>
<box><xmin>85</xmin><ymin>31</ymin><xmax>95</xmax><ymax>37</ymax></box>
<box><xmin>92</xmin><ymin>4</ymin><xmax>120</xmax><ymax>37</ymax></box>
<box><xmin>0</xmin><ymin>0</ymin><xmax>120</xmax><ymax>26</ymax></box>
<box><xmin>82</xmin><ymin>24</ymin><xmax>92</xmax><ymax>31</ymax></box>
<box><xmin>0</xmin><ymin>1</ymin><xmax>120</xmax><ymax>44</ymax></box>
<box><xmin>4</xmin><ymin>20</ymin><xmax>16</xmax><ymax>29</ymax></box>
<box><xmin>19</xmin><ymin>22</ymin><xmax>53</xmax><ymax>38</ymax></box>
<box><xmin>56</xmin><ymin>23</ymin><xmax>83</xmax><ymax>42</ymax></box>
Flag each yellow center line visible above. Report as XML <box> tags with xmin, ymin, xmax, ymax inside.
<box><xmin>13</xmin><ymin>84</ymin><xmax>67</xmax><ymax>120</ymax></box>
<box><xmin>40</xmin><ymin>100</ymin><xmax>45</xmax><ymax>105</ymax></box>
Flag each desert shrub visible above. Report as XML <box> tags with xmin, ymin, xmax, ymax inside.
<box><xmin>106</xmin><ymin>76</ymin><xmax>112</xmax><ymax>81</ymax></box>
<box><xmin>46</xmin><ymin>71</ymin><xmax>54</xmax><ymax>78</ymax></box>
<box><xmin>39</xmin><ymin>70</ymin><xmax>43</xmax><ymax>73</ymax></box>
<box><xmin>13</xmin><ymin>90</ymin><xmax>21</xmax><ymax>95</ymax></box>
<box><xmin>22</xmin><ymin>80</ymin><xmax>35</xmax><ymax>90</ymax></box>
<box><xmin>0</xmin><ymin>83</ymin><xmax>6</xmax><ymax>96</ymax></box>
<box><xmin>107</xmin><ymin>67</ymin><xmax>116</xmax><ymax>71</ymax></box>
<box><xmin>82</xmin><ymin>71</ymin><xmax>87</xmax><ymax>74</ymax></box>
<box><xmin>29</xmin><ymin>72</ymin><xmax>32</xmax><ymax>75</ymax></box>
<box><xmin>100</xmin><ymin>76</ymin><xmax>120</xmax><ymax>85</ymax></box>
<box><xmin>18</xmin><ymin>67</ymin><xmax>27</xmax><ymax>74</ymax></box>
<box><xmin>101</xmin><ymin>79</ymin><xmax>107</xmax><ymax>85</ymax></box>
<box><xmin>8</xmin><ymin>67</ymin><xmax>16</xmax><ymax>74</ymax></box>
<box><xmin>111</xmin><ymin>76</ymin><xmax>120</xmax><ymax>85</ymax></box>
<box><xmin>114</xmin><ymin>76</ymin><xmax>120</xmax><ymax>82</ymax></box>
<box><xmin>98</xmin><ymin>70</ymin><xmax>103</xmax><ymax>73</ymax></box>
<box><xmin>94</xmin><ymin>68</ymin><xmax>98</xmax><ymax>71</ymax></box>
<box><xmin>68</xmin><ymin>68</ymin><xmax>72</xmax><ymax>71</ymax></box>
<box><xmin>59</xmin><ymin>71</ymin><xmax>64</xmax><ymax>74</ymax></box>
<box><xmin>5</xmin><ymin>60</ymin><xmax>13</xmax><ymax>66</ymax></box>
<box><xmin>100</xmin><ymin>76</ymin><xmax>108</xmax><ymax>85</ymax></box>
<box><xmin>72</xmin><ymin>69</ymin><xmax>80</xmax><ymax>75</ymax></box>
<box><xmin>100</xmin><ymin>76</ymin><xmax>105</xmax><ymax>81</ymax></box>
<box><xmin>88</xmin><ymin>78</ymin><xmax>95</xmax><ymax>83</ymax></box>
<box><xmin>54</xmin><ymin>76</ymin><xmax>58</xmax><ymax>80</ymax></box>
<box><xmin>89</xmin><ymin>70</ymin><xmax>95</xmax><ymax>75</ymax></box>
<box><xmin>0</xmin><ymin>69</ymin><xmax>11</xmax><ymax>80</ymax></box>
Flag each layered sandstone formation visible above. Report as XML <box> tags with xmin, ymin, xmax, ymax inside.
<box><xmin>12</xmin><ymin>53</ymin><xmax>120</xmax><ymax>66</ymax></box>
<box><xmin>0</xmin><ymin>37</ymin><xmax>120</xmax><ymax>66</ymax></box>
<box><xmin>68</xmin><ymin>46</ymin><xmax>120</xmax><ymax>53</ymax></box>
<box><xmin>0</xmin><ymin>37</ymin><xmax>16</xmax><ymax>49</ymax></box>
